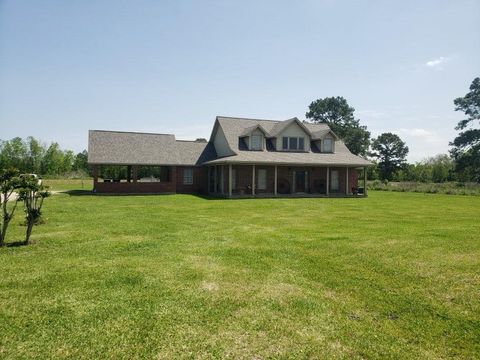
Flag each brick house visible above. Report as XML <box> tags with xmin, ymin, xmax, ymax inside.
<box><xmin>88</xmin><ymin>116</ymin><xmax>371</xmax><ymax>197</ymax></box>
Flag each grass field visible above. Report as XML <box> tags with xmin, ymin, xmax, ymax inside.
<box><xmin>1</xmin><ymin>183</ymin><xmax>479</xmax><ymax>359</ymax></box>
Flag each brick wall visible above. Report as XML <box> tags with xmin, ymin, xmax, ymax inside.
<box><xmin>176</xmin><ymin>166</ymin><xmax>208</xmax><ymax>194</ymax></box>
<box><xmin>310</xmin><ymin>167</ymin><xmax>327</xmax><ymax>193</ymax></box>
<box><xmin>349</xmin><ymin>168</ymin><xmax>359</xmax><ymax>193</ymax></box>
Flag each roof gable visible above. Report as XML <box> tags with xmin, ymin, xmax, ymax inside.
<box><xmin>311</xmin><ymin>128</ymin><xmax>340</xmax><ymax>140</ymax></box>
<box><xmin>269</xmin><ymin>117</ymin><xmax>312</xmax><ymax>138</ymax></box>
<box><xmin>239</xmin><ymin>124</ymin><xmax>269</xmax><ymax>137</ymax></box>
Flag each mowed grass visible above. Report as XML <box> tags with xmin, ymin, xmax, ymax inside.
<box><xmin>43</xmin><ymin>178</ymin><xmax>92</xmax><ymax>191</ymax></box>
<box><xmin>0</xmin><ymin>186</ymin><xmax>479</xmax><ymax>359</ymax></box>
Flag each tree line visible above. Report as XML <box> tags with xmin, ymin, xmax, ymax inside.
<box><xmin>0</xmin><ymin>137</ymin><xmax>89</xmax><ymax>177</ymax></box>
<box><xmin>305</xmin><ymin>77</ymin><xmax>479</xmax><ymax>183</ymax></box>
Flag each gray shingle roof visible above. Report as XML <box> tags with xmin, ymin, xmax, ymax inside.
<box><xmin>88</xmin><ymin>130</ymin><xmax>216</xmax><ymax>166</ymax></box>
<box><xmin>205</xmin><ymin>116</ymin><xmax>371</xmax><ymax>166</ymax></box>
<box><xmin>88</xmin><ymin>116</ymin><xmax>371</xmax><ymax>167</ymax></box>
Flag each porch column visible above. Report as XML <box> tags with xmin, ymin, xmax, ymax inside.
<box><xmin>274</xmin><ymin>165</ymin><xmax>278</xmax><ymax>196</ymax></box>
<box><xmin>132</xmin><ymin>166</ymin><xmax>138</xmax><ymax>183</ymax></box>
<box><xmin>364</xmin><ymin>166</ymin><xmax>368</xmax><ymax>197</ymax></box>
<box><xmin>93</xmin><ymin>165</ymin><xmax>99</xmax><ymax>184</ymax></box>
<box><xmin>326</xmin><ymin>166</ymin><xmax>330</xmax><ymax>196</ymax></box>
<box><xmin>171</xmin><ymin>166</ymin><xmax>177</xmax><ymax>193</ymax></box>
<box><xmin>345</xmin><ymin>167</ymin><xmax>349</xmax><ymax>195</ymax></box>
<box><xmin>228</xmin><ymin>164</ymin><xmax>232</xmax><ymax>198</ymax></box>
<box><xmin>127</xmin><ymin>165</ymin><xmax>132</xmax><ymax>183</ymax></box>
<box><xmin>252</xmin><ymin>164</ymin><xmax>256</xmax><ymax>196</ymax></box>
<box><xmin>214</xmin><ymin>166</ymin><xmax>218</xmax><ymax>193</ymax></box>
<box><xmin>207</xmin><ymin>167</ymin><xmax>211</xmax><ymax>193</ymax></box>
<box><xmin>220</xmin><ymin>166</ymin><xmax>224</xmax><ymax>194</ymax></box>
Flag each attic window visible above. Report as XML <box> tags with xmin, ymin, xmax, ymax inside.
<box><xmin>323</xmin><ymin>138</ymin><xmax>333</xmax><ymax>152</ymax></box>
<box><xmin>282</xmin><ymin>137</ymin><xmax>305</xmax><ymax>151</ymax></box>
<box><xmin>251</xmin><ymin>135</ymin><xmax>262</xmax><ymax>150</ymax></box>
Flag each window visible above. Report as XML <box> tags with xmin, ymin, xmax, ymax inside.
<box><xmin>289</xmin><ymin>137</ymin><xmax>298</xmax><ymax>150</ymax></box>
<box><xmin>183</xmin><ymin>168</ymin><xmax>193</xmax><ymax>185</ymax></box>
<box><xmin>323</xmin><ymin>138</ymin><xmax>333</xmax><ymax>152</ymax></box>
<box><xmin>298</xmin><ymin>137</ymin><xmax>304</xmax><ymax>150</ymax></box>
<box><xmin>251</xmin><ymin>135</ymin><xmax>262</xmax><ymax>150</ymax></box>
<box><xmin>258</xmin><ymin>169</ymin><xmax>267</xmax><ymax>190</ymax></box>
<box><xmin>232</xmin><ymin>169</ymin><xmax>236</xmax><ymax>189</ymax></box>
<box><xmin>282</xmin><ymin>137</ymin><xmax>305</xmax><ymax>151</ymax></box>
<box><xmin>331</xmin><ymin>170</ymin><xmax>339</xmax><ymax>191</ymax></box>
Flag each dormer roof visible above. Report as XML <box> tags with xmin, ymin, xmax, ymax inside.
<box><xmin>239</xmin><ymin>124</ymin><xmax>269</xmax><ymax>137</ymax></box>
<box><xmin>269</xmin><ymin>117</ymin><xmax>312</xmax><ymax>137</ymax></box>
<box><xmin>311</xmin><ymin>128</ymin><xmax>340</xmax><ymax>140</ymax></box>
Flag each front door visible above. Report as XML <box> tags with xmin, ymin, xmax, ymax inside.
<box><xmin>295</xmin><ymin>171</ymin><xmax>306</xmax><ymax>192</ymax></box>
<box><xmin>331</xmin><ymin>170</ymin><xmax>339</xmax><ymax>191</ymax></box>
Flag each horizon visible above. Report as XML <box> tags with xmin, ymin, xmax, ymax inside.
<box><xmin>1</xmin><ymin>0</ymin><xmax>479</xmax><ymax>162</ymax></box>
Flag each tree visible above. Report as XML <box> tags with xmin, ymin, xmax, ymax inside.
<box><xmin>370</xmin><ymin>133</ymin><xmax>409</xmax><ymax>180</ymax></box>
<box><xmin>41</xmin><ymin>142</ymin><xmax>64</xmax><ymax>175</ymax></box>
<box><xmin>18</xmin><ymin>175</ymin><xmax>50</xmax><ymax>245</ymax></box>
<box><xmin>450</xmin><ymin>77</ymin><xmax>480</xmax><ymax>182</ymax></box>
<box><xmin>73</xmin><ymin>150</ymin><xmax>88</xmax><ymax>172</ymax></box>
<box><xmin>0</xmin><ymin>168</ymin><xmax>21</xmax><ymax>246</ymax></box>
<box><xmin>0</xmin><ymin>137</ymin><xmax>28</xmax><ymax>172</ymax></box>
<box><xmin>61</xmin><ymin>150</ymin><xmax>75</xmax><ymax>174</ymax></box>
<box><xmin>26</xmin><ymin>137</ymin><xmax>45</xmax><ymax>174</ymax></box>
<box><xmin>305</xmin><ymin>96</ymin><xmax>370</xmax><ymax>155</ymax></box>
<box><xmin>426</xmin><ymin>154</ymin><xmax>455</xmax><ymax>183</ymax></box>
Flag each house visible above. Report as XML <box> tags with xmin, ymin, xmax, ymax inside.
<box><xmin>88</xmin><ymin>116</ymin><xmax>371</xmax><ymax>197</ymax></box>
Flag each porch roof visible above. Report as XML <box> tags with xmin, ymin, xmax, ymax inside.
<box><xmin>203</xmin><ymin>150</ymin><xmax>371</xmax><ymax>166</ymax></box>
<box><xmin>203</xmin><ymin>143</ymin><xmax>371</xmax><ymax>166</ymax></box>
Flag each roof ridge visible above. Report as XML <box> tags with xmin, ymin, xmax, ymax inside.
<box><xmin>217</xmin><ymin>115</ymin><xmax>292</xmax><ymax>123</ymax></box>
<box><xmin>175</xmin><ymin>139</ymin><xmax>206</xmax><ymax>143</ymax></box>
<box><xmin>89</xmin><ymin>130</ymin><xmax>175</xmax><ymax>137</ymax></box>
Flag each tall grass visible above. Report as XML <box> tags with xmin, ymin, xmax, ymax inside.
<box><xmin>368</xmin><ymin>180</ymin><xmax>480</xmax><ymax>195</ymax></box>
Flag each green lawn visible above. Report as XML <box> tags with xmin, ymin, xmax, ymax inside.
<box><xmin>1</xmin><ymin>187</ymin><xmax>479</xmax><ymax>359</ymax></box>
<box><xmin>42</xmin><ymin>178</ymin><xmax>92</xmax><ymax>191</ymax></box>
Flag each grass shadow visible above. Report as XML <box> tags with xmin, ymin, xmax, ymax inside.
<box><xmin>63</xmin><ymin>190</ymin><xmax>94</xmax><ymax>196</ymax></box>
<box><xmin>6</xmin><ymin>241</ymin><xmax>28</xmax><ymax>247</ymax></box>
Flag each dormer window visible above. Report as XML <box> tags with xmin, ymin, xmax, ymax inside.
<box><xmin>299</xmin><ymin>137</ymin><xmax>304</xmax><ymax>150</ymax></box>
<box><xmin>250</xmin><ymin>134</ymin><xmax>262</xmax><ymax>150</ymax></box>
<box><xmin>323</xmin><ymin>138</ymin><xmax>333</xmax><ymax>152</ymax></box>
<box><xmin>282</xmin><ymin>136</ymin><xmax>305</xmax><ymax>151</ymax></box>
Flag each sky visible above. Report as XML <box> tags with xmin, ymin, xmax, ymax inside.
<box><xmin>1</xmin><ymin>0</ymin><xmax>479</xmax><ymax>162</ymax></box>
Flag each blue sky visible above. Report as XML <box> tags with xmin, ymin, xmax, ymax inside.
<box><xmin>1</xmin><ymin>0</ymin><xmax>479</xmax><ymax>161</ymax></box>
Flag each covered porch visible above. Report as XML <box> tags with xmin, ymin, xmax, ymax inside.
<box><xmin>91</xmin><ymin>164</ymin><xmax>177</xmax><ymax>193</ymax></box>
<box><xmin>207</xmin><ymin>164</ymin><xmax>368</xmax><ymax>198</ymax></box>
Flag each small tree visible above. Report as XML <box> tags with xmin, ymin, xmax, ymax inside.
<box><xmin>18</xmin><ymin>175</ymin><xmax>50</xmax><ymax>245</ymax></box>
<box><xmin>370</xmin><ymin>133</ymin><xmax>409</xmax><ymax>181</ymax></box>
<box><xmin>0</xmin><ymin>168</ymin><xmax>21</xmax><ymax>246</ymax></box>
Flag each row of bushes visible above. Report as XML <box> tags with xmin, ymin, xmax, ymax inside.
<box><xmin>367</xmin><ymin>180</ymin><xmax>480</xmax><ymax>196</ymax></box>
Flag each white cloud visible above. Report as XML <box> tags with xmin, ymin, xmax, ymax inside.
<box><xmin>425</xmin><ymin>56</ymin><xmax>450</xmax><ymax>70</ymax></box>
<box><xmin>389</xmin><ymin>128</ymin><xmax>449</xmax><ymax>162</ymax></box>
<box><xmin>397</xmin><ymin>127</ymin><xmax>442</xmax><ymax>143</ymax></box>
<box><xmin>357</xmin><ymin>109</ymin><xmax>386</xmax><ymax>119</ymax></box>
